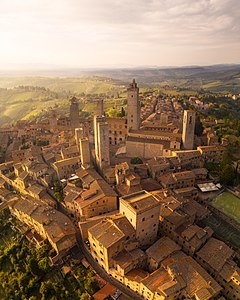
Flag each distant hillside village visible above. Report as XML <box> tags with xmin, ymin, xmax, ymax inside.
<box><xmin>0</xmin><ymin>79</ymin><xmax>239</xmax><ymax>300</ymax></box>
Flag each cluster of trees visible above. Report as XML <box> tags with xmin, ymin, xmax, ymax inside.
<box><xmin>52</xmin><ymin>181</ymin><xmax>64</xmax><ymax>202</ymax></box>
<box><xmin>203</xmin><ymin>95</ymin><xmax>240</xmax><ymax>120</ymax></box>
<box><xmin>205</xmin><ymin>145</ymin><xmax>238</xmax><ymax>186</ymax></box>
<box><xmin>197</xmin><ymin>94</ymin><xmax>240</xmax><ymax>186</ymax></box>
<box><xmin>107</xmin><ymin>107</ymin><xmax>125</xmax><ymax>118</ymax></box>
<box><xmin>0</xmin><ymin>208</ymin><xmax>99</xmax><ymax>300</ymax></box>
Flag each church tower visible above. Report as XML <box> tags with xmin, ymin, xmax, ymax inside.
<box><xmin>127</xmin><ymin>79</ymin><xmax>140</xmax><ymax>131</ymax></box>
<box><xmin>182</xmin><ymin>110</ymin><xmax>196</xmax><ymax>150</ymax></box>
<box><xmin>69</xmin><ymin>97</ymin><xmax>80</xmax><ymax>129</ymax></box>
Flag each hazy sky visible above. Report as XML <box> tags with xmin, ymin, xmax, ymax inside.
<box><xmin>1</xmin><ymin>0</ymin><xmax>240</xmax><ymax>68</ymax></box>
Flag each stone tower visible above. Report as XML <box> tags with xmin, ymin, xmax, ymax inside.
<box><xmin>69</xmin><ymin>97</ymin><xmax>80</xmax><ymax>129</ymax></box>
<box><xmin>96</xmin><ymin>99</ymin><xmax>104</xmax><ymax>116</ymax></box>
<box><xmin>49</xmin><ymin>109</ymin><xmax>58</xmax><ymax>132</ymax></box>
<box><xmin>127</xmin><ymin>79</ymin><xmax>140</xmax><ymax>131</ymax></box>
<box><xmin>94</xmin><ymin>115</ymin><xmax>110</xmax><ymax>170</ymax></box>
<box><xmin>79</xmin><ymin>137</ymin><xmax>91</xmax><ymax>165</ymax></box>
<box><xmin>182</xmin><ymin>110</ymin><xmax>196</xmax><ymax>150</ymax></box>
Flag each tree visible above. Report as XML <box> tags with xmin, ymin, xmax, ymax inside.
<box><xmin>80</xmin><ymin>293</ymin><xmax>91</xmax><ymax>300</ymax></box>
<box><xmin>84</xmin><ymin>277</ymin><xmax>97</xmax><ymax>294</ymax></box>
<box><xmin>107</xmin><ymin>108</ymin><xmax>121</xmax><ymax>118</ymax></box>
<box><xmin>26</xmin><ymin>257</ymin><xmax>40</xmax><ymax>276</ymax></box>
<box><xmin>53</xmin><ymin>181</ymin><xmax>64</xmax><ymax>202</ymax></box>
<box><xmin>40</xmin><ymin>281</ymin><xmax>55</xmax><ymax>300</ymax></box>
<box><xmin>38</xmin><ymin>257</ymin><xmax>49</xmax><ymax>273</ymax></box>
<box><xmin>220</xmin><ymin>164</ymin><xmax>235</xmax><ymax>185</ymax></box>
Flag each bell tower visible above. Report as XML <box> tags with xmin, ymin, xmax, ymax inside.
<box><xmin>127</xmin><ymin>79</ymin><xmax>140</xmax><ymax>132</ymax></box>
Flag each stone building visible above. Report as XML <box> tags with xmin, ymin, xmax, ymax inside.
<box><xmin>196</xmin><ymin>238</ymin><xmax>240</xmax><ymax>300</ymax></box>
<box><xmin>158</xmin><ymin>170</ymin><xmax>195</xmax><ymax>190</ymax></box>
<box><xmin>120</xmin><ymin>190</ymin><xmax>160</xmax><ymax>247</ymax></box>
<box><xmin>88</xmin><ymin>214</ymin><xmax>138</xmax><ymax>272</ymax></box>
<box><xmin>63</xmin><ymin>168</ymin><xmax>118</xmax><ymax>220</ymax></box>
<box><xmin>140</xmin><ymin>251</ymin><xmax>221</xmax><ymax>300</ymax></box>
<box><xmin>197</xmin><ymin>145</ymin><xmax>225</xmax><ymax>163</ymax></box>
<box><xmin>9</xmin><ymin>196</ymin><xmax>76</xmax><ymax>260</ymax></box>
<box><xmin>146</xmin><ymin>236</ymin><xmax>181</xmax><ymax>272</ymax></box>
<box><xmin>53</xmin><ymin>157</ymin><xmax>80</xmax><ymax>179</ymax></box>
<box><xmin>107</xmin><ymin>117</ymin><xmax>127</xmax><ymax>146</ymax></box>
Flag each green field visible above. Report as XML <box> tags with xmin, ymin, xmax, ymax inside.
<box><xmin>213</xmin><ymin>192</ymin><xmax>240</xmax><ymax>223</ymax></box>
<box><xmin>0</xmin><ymin>76</ymin><xmax>127</xmax><ymax>126</ymax></box>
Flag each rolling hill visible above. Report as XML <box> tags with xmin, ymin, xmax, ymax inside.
<box><xmin>0</xmin><ymin>64</ymin><xmax>239</xmax><ymax>127</ymax></box>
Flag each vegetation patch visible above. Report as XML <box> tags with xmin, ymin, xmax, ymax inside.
<box><xmin>213</xmin><ymin>191</ymin><xmax>240</xmax><ymax>223</ymax></box>
<box><xmin>0</xmin><ymin>208</ymin><xmax>99</xmax><ymax>300</ymax></box>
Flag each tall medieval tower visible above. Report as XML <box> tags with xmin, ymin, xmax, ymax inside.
<box><xmin>127</xmin><ymin>79</ymin><xmax>140</xmax><ymax>132</ymax></box>
<box><xmin>96</xmin><ymin>99</ymin><xmax>104</xmax><ymax>117</ymax></box>
<box><xmin>69</xmin><ymin>97</ymin><xmax>80</xmax><ymax>129</ymax></box>
<box><xmin>94</xmin><ymin>115</ymin><xmax>110</xmax><ymax>170</ymax></box>
<box><xmin>182</xmin><ymin>110</ymin><xmax>196</xmax><ymax>150</ymax></box>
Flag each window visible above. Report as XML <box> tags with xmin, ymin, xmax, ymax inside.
<box><xmin>142</xmin><ymin>217</ymin><xmax>145</xmax><ymax>222</ymax></box>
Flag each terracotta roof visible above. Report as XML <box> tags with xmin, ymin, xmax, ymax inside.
<box><xmin>197</xmin><ymin>238</ymin><xmax>234</xmax><ymax>272</ymax></box>
<box><xmin>161</xmin><ymin>252</ymin><xmax>222</xmax><ymax>299</ymax></box>
<box><xmin>88</xmin><ymin>215</ymin><xmax>135</xmax><ymax>249</ymax></box>
<box><xmin>121</xmin><ymin>190</ymin><xmax>160</xmax><ymax>213</ymax></box>
<box><xmin>125</xmin><ymin>268</ymin><xmax>148</xmax><ymax>283</ymax></box>
<box><xmin>93</xmin><ymin>282</ymin><xmax>117</xmax><ymax>300</ymax></box>
<box><xmin>113</xmin><ymin>248</ymin><xmax>146</xmax><ymax>270</ymax></box>
<box><xmin>146</xmin><ymin>237</ymin><xmax>181</xmax><ymax>264</ymax></box>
